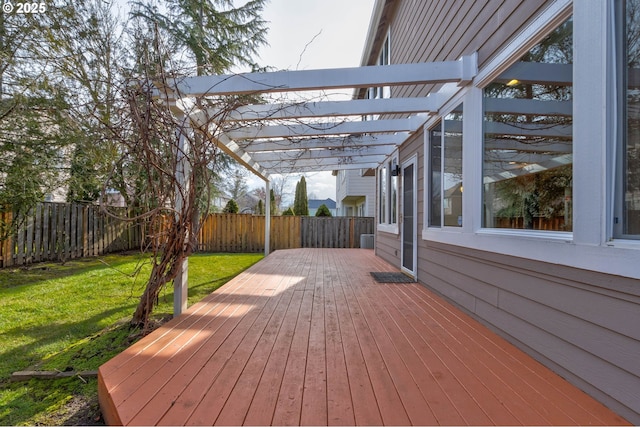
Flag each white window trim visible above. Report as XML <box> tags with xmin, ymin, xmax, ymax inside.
<box><xmin>401</xmin><ymin>153</ymin><xmax>419</xmax><ymax>278</ymax></box>
<box><xmin>378</xmin><ymin>152</ymin><xmax>400</xmax><ymax>235</ymax></box>
<box><xmin>419</xmin><ymin>0</ymin><xmax>640</xmax><ymax>280</ymax></box>
<box><xmin>423</xmin><ymin>90</ymin><xmax>469</xmax><ymax>232</ymax></box>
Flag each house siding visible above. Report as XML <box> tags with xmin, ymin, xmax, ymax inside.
<box><xmin>386</xmin><ymin>0</ymin><xmax>548</xmax><ymax>99</ymax></box>
<box><xmin>371</xmin><ymin>0</ymin><xmax>640</xmax><ymax>423</ymax></box>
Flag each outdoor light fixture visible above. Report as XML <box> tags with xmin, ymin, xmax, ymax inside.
<box><xmin>506</xmin><ymin>79</ymin><xmax>520</xmax><ymax>86</ymax></box>
<box><xmin>390</xmin><ymin>164</ymin><xmax>401</xmax><ymax>176</ymax></box>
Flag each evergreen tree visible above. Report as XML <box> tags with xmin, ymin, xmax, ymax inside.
<box><xmin>282</xmin><ymin>207</ymin><xmax>294</xmax><ymax>216</ymax></box>
<box><xmin>293</xmin><ymin>176</ymin><xmax>309</xmax><ymax>215</ymax></box>
<box><xmin>132</xmin><ymin>0</ymin><xmax>268</xmax><ymax>76</ymax></box>
<box><xmin>315</xmin><ymin>204</ymin><xmax>332</xmax><ymax>217</ymax></box>
<box><xmin>223</xmin><ymin>199</ymin><xmax>239</xmax><ymax>213</ymax></box>
<box><xmin>270</xmin><ymin>189</ymin><xmax>277</xmax><ymax>215</ymax></box>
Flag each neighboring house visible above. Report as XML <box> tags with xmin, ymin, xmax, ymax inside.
<box><xmin>308</xmin><ymin>198</ymin><xmax>337</xmax><ymax>216</ymax></box>
<box><xmin>360</xmin><ymin>0</ymin><xmax>640</xmax><ymax>423</ymax></box>
<box><xmin>333</xmin><ymin>168</ymin><xmax>376</xmax><ymax>217</ymax></box>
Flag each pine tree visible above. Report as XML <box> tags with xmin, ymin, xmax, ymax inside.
<box><xmin>270</xmin><ymin>189</ymin><xmax>277</xmax><ymax>215</ymax></box>
<box><xmin>223</xmin><ymin>199</ymin><xmax>239</xmax><ymax>213</ymax></box>
<box><xmin>293</xmin><ymin>176</ymin><xmax>309</xmax><ymax>216</ymax></box>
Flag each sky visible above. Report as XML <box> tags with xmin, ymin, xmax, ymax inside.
<box><xmin>241</xmin><ymin>0</ymin><xmax>376</xmax><ymax>204</ymax></box>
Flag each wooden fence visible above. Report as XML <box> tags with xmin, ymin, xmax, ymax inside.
<box><xmin>198</xmin><ymin>214</ymin><xmax>375</xmax><ymax>253</ymax></box>
<box><xmin>0</xmin><ymin>206</ymin><xmax>375</xmax><ymax>267</ymax></box>
<box><xmin>197</xmin><ymin>214</ymin><xmax>301</xmax><ymax>253</ymax></box>
<box><xmin>0</xmin><ymin>203</ymin><xmax>142</xmax><ymax>268</ymax></box>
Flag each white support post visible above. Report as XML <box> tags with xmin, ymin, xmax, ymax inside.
<box><xmin>173</xmin><ymin>116</ymin><xmax>190</xmax><ymax>317</ymax></box>
<box><xmin>265</xmin><ymin>180</ymin><xmax>271</xmax><ymax>256</ymax></box>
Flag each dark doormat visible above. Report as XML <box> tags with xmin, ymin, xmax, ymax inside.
<box><xmin>369</xmin><ymin>272</ymin><xmax>415</xmax><ymax>283</ymax></box>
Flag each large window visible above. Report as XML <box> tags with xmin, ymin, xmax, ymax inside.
<box><xmin>428</xmin><ymin>105</ymin><xmax>463</xmax><ymax>228</ymax></box>
<box><xmin>618</xmin><ymin>0</ymin><xmax>640</xmax><ymax>238</ymax></box>
<box><xmin>483</xmin><ymin>18</ymin><xmax>573</xmax><ymax>231</ymax></box>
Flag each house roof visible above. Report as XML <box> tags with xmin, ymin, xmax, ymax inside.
<box><xmin>308</xmin><ymin>198</ymin><xmax>336</xmax><ymax>210</ymax></box>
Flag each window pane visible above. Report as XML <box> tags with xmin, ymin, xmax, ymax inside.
<box><xmin>483</xmin><ymin>18</ymin><xmax>573</xmax><ymax>231</ymax></box>
<box><xmin>444</xmin><ymin>105</ymin><xmax>463</xmax><ymax>227</ymax></box>
<box><xmin>429</xmin><ymin>122</ymin><xmax>442</xmax><ymax>227</ymax></box>
<box><xmin>390</xmin><ymin>159</ymin><xmax>398</xmax><ymax>224</ymax></box>
<box><xmin>624</xmin><ymin>0</ymin><xmax>640</xmax><ymax>236</ymax></box>
<box><xmin>379</xmin><ymin>166</ymin><xmax>387</xmax><ymax>224</ymax></box>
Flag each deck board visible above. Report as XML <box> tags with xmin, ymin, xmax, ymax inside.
<box><xmin>98</xmin><ymin>248</ymin><xmax>630</xmax><ymax>426</ymax></box>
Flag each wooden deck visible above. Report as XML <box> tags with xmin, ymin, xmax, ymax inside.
<box><xmin>98</xmin><ymin>248</ymin><xmax>629</xmax><ymax>426</ymax></box>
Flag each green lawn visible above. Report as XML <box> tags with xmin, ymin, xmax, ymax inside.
<box><xmin>0</xmin><ymin>252</ymin><xmax>263</xmax><ymax>426</ymax></box>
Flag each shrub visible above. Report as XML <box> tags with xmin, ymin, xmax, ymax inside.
<box><xmin>223</xmin><ymin>199</ymin><xmax>239</xmax><ymax>213</ymax></box>
<box><xmin>315</xmin><ymin>204</ymin><xmax>332</xmax><ymax>217</ymax></box>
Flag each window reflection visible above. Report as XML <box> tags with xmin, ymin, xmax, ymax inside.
<box><xmin>483</xmin><ymin>18</ymin><xmax>573</xmax><ymax>231</ymax></box>
<box><xmin>428</xmin><ymin>104</ymin><xmax>463</xmax><ymax>228</ymax></box>
<box><xmin>429</xmin><ymin>122</ymin><xmax>442</xmax><ymax>227</ymax></box>
<box><xmin>624</xmin><ymin>0</ymin><xmax>640</xmax><ymax>237</ymax></box>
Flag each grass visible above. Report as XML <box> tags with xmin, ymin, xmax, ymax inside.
<box><xmin>0</xmin><ymin>252</ymin><xmax>263</xmax><ymax>426</ymax></box>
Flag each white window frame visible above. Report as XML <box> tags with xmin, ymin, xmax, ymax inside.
<box><xmin>378</xmin><ymin>152</ymin><xmax>400</xmax><ymax>234</ymax></box>
<box><xmin>420</xmin><ymin>0</ymin><xmax>639</xmax><ymax>280</ymax></box>
<box><xmin>425</xmin><ymin>103</ymin><xmax>465</xmax><ymax>230</ymax></box>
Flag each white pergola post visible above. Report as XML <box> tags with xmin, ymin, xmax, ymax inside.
<box><xmin>173</xmin><ymin>116</ymin><xmax>190</xmax><ymax>317</ymax></box>
<box><xmin>265</xmin><ymin>179</ymin><xmax>271</xmax><ymax>256</ymax></box>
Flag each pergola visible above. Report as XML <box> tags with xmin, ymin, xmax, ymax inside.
<box><xmin>160</xmin><ymin>53</ymin><xmax>579</xmax><ymax>315</ymax></box>
<box><xmin>161</xmin><ymin>54</ymin><xmax>478</xmax><ymax>314</ymax></box>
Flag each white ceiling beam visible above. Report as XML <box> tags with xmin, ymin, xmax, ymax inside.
<box><xmin>258</xmin><ymin>156</ymin><xmax>387</xmax><ymax>170</ymax></box>
<box><xmin>240</xmin><ymin>133</ymin><xmax>409</xmax><ymax>152</ymax></box>
<box><xmin>264</xmin><ymin>162</ymin><xmax>382</xmax><ymax>174</ymax></box>
<box><xmin>251</xmin><ymin>146</ymin><xmax>393</xmax><ymax>163</ymax></box>
<box><xmin>174</xmin><ymin>55</ymin><xmax>477</xmax><ymax>96</ymax></box>
<box><xmin>217</xmin><ymin>96</ymin><xmax>440</xmax><ymax>121</ymax></box>
<box><xmin>226</xmin><ymin>116</ymin><xmax>422</xmax><ymax>140</ymax></box>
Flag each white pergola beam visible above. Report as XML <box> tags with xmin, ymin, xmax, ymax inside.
<box><xmin>186</xmin><ymin>110</ymin><xmax>270</xmax><ymax>180</ymax></box>
<box><xmin>175</xmin><ymin>56</ymin><xmax>477</xmax><ymax>96</ymax></box>
<box><xmin>226</xmin><ymin>116</ymin><xmax>422</xmax><ymax>140</ymax></box>
<box><xmin>258</xmin><ymin>157</ymin><xmax>386</xmax><ymax>170</ymax></box>
<box><xmin>240</xmin><ymin>133</ymin><xmax>409</xmax><ymax>153</ymax></box>
<box><xmin>484</xmin><ymin>138</ymin><xmax>572</xmax><ymax>154</ymax></box>
<box><xmin>484</xmin><ymin>152</ymin><xmax>561</xmax><ymax>165</ymax></box>
<box><xmin>265</xmin><ymin>162</ymin><xmax>381</xmax><ymax>174</ymax></box>
<box><xmin>219</xmin><ymin>96</ymin><xmax>440</xmax><ymax>121</ymax></box>
<box><xmin>483</xmin><ymin>153</ymin><xmax>572</xmax><ymax>184</ymax></box>
<box><xmin>251</xmin><ymin>145</ymin><xmax>393</xmax><ymax>163</ymax></box>
<box><xmin>497</xmin><ymin>62</ymin><xmax>572</xmax><ymax>86</ymax></box>
<box><xmin>484</xmin><ymin>98</ymin><xmax>572</xmax><ymax>117</ymax></box>
<box><xmin>446</xmin><ymin>119</ymin><xmax>572</xmax><ymax>138</ymax></box>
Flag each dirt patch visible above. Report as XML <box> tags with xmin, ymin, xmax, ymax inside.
<box><xmin>45</xmin><ymin>395</ymin><xmax>104</xmax><ymax>426</ymax></box>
